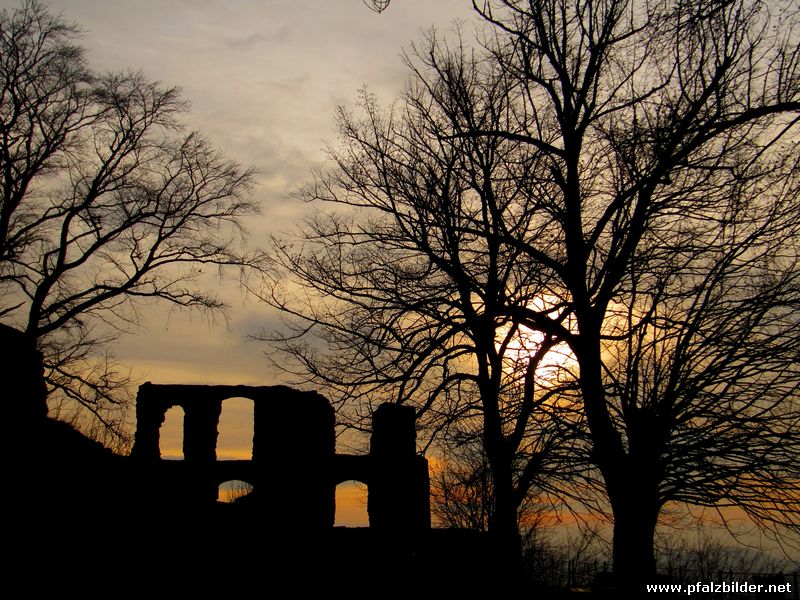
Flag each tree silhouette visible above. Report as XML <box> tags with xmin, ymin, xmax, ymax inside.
<box><xmin>599</xmin><ymin>188</ymin><xmax>800</xmax><ymax>549</ymax></box>
<box><xmin>0</xmin><ymin>1</ymin><xmax>258</xmax><ymax>440</ymax></box>
<box><xmin>430</xmin><ymin>426</ymin><xmax>557</xmax><ymax>538</ymax></box>
<box><xmin>262</xmin><ymin>29</ymin><xmax>583</xmax><ymax>568</ymax></box>
<box><xmin>267</xmin><ymin>0</ymin><xmax>800</xmax><ymax>588</ymax></box>
<box><xmin>470</xmin><ymin>0</ymin><xmax>800</xmax><ymax>584</ymax></box>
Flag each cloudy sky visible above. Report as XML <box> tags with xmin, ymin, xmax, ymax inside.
<box><xmin>19</xmin><ymin>0</ymin><xmax>475</xmax><ymax>388</ymax></box>
<box><xmin>18</xmin><ymin>0</ymin><xmax>476</xmax><ymax>438</ymax></box>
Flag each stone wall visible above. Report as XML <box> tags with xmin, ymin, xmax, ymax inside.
<box><xmin>131</xmin><ymin>383</ymin><xmax>430</xmax><ymax>532</ymax></box>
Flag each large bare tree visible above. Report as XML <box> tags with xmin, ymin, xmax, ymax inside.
<box><xmin>270</xmin><ymin>0</ymin><xmax>800</xmax><ymax>588</ymax></box>
<box><xmin>469</xmin><ymin>0</ymin><xmax>800</xmax><ymax>585</ymax></box>
<box><xmin>0</xmin><ymin>1</ymin><xmax>258</xmax><ymax>442</ymax></box>
<box><xmin>263</xmin><ymin>29</ymin><xmax>585</xmax><ymax>569</ymax></box>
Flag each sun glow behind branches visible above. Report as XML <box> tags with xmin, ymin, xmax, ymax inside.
<box><xmin>501</xmin><ymin>324</ymin><xmax>575</xmax><ymax>382</ymax></box>
<box><xmin>497</xmin><ymin>296</ymin><xmax>577</xmax><ymax>386</ymax></box>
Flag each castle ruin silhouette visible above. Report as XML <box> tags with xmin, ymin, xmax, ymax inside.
<box><xmin>131</xmin><ymin>383</ymin><xmax>431</xmax><ymax>533</ymax></box>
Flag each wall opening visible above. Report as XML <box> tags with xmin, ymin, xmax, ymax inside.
<box><xmin>335</xmin><ymin>480</ymin><xmax>369</xmax><ymax>527</ymax></box>
<box><xmin>218</xmin><ymin>480</ymin><xmax>254</xmax><ymax>504</ymax></box>
<box><xmin>160</xmin><ymin>405</ymin><xmax>185</xmax><ymax>460</ymax></box>
<box><xmin>217</xmin><ymin>397</ymin><xmax>254</xmax><ymax>460</ymax></box>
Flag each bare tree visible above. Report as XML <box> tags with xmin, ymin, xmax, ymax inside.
<box><xmin>601</xmin><ymin>181</ymin><xmax>800</xmax><ymax>541</ymax></box>
<box><xmin>430</xmin><ymin>426</ymin><xmax>558</xmax><ymax>536</ymax></box>
<box><xmin>267</xmin><ymin>0</ymin><xmax>800</xmax><ymax>588</ymax></box>
<box><xmin>430</xmin><ymin>428</ymin><xmax>499</xmax><ymax>532</ymax></box>
<box><xmin>0</xmin><ymin>1</ymin><xmax>259</xmax><ymax>440</ymax></box>
<box><xmin>262</xmin><ymin>28</ymin><xmax>584</xmax><ymax>567</ymax></box>
<box><xmin>467</xmin><ymin>0</ymin><xmax>800</xmax><ymax>585</ymax></box>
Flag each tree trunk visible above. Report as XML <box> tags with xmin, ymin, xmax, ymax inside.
<box><xmin>489</xmin><ymin>454</ymin><xmax>524</xmax><ymax>590</ymax></box>
<box><xmin>610</xmin><ymin>488</ymin><xmax>659</xmax><ymax>587</ymax></box>
<box><xmin>574</xmin><ymin>322</ymin><xmax>661</xmax><ymax>590</ymax></box>
<box><xmin>475</xmin><ymin>334</ymin><xmax>524</xmax><ymax>581</ymax></box>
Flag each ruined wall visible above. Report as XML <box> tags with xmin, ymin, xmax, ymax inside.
<box><xmin>132</xmin><ymin>383</ymin><xmax>429</xmax><ymax>533</ymax></box>
<box><xmin>1</xmin><ymin>323</ymin><xmax>48</xmax><ymax>423</ymax></box>
<box><xmin>368</xmin><ymin>403</ymin><xmax>431</xmax><ymax>533</ymax></box>
<box><xmin>132</xmin><ymin>383</ymin><xmax>335</xmax><ymax>523</ymax></box>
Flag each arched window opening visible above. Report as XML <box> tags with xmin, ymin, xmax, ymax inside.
<box><xmin>217</xmin><ymin>397</ymin><xmax>254</xmax><ymax>460</ymax></box>
<box><xmin>218</xmin><ymin>480</ymin><xmax>254</xmax><ymax>504</ymax></box>
<box><xmin>160</xmin><ymin>406</ymin><xmax>185</xmax><ymax>460</ymax></box>
<box><xmin>335</xmin><ymin>480</ymin><xmax>369</xmax><ymax>527</ymax></box>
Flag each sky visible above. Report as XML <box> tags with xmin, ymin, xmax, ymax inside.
<box><xmin>3</xmin><ymin>0</ymin><xmax>479</xmax><ymax>525</ymax></box>
<box><xmin>19</xmin><ymin>0</ymin><xmax>475</xmax><ymax>389</ymax></box>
